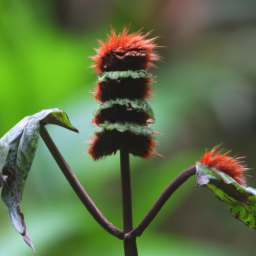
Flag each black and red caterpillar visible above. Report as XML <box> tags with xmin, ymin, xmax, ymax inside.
<box><xmin>88</xmin><ymin>28</ymin><xmax>159</xmax><ymax>160</ymax></box>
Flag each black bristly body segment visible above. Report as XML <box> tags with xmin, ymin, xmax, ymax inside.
<box><xmin>88</xmin><ymin>130</ymin><xmax>156</xmax><ymax>160</ymax></box>
<box><xmin>100</xmin><ymin>49</ymin><xmax>148</xmax><ymax>72</ymax></box>
<box><xmin>94</xmin><ymin>77</ymin><xmax>154</xmax><ymax>102</ymax></box>
<box><xmin>93</xmin><ymin>105</ymin><xmax>151</xmax><ymax>126</ymax></box>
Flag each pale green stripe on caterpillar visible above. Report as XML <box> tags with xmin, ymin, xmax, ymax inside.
<box><xmin>98</xmin><ymin>69</ymin><xmax>150</xmax><ymax>82</ymax></box>
<box><xmin>95</xmin><ymin>122</ymin><xmax>154</xmax><ymax>136</ymax></box>
<box><xmin>93</xmin><ymin>98</ymin><xmax>155</xmax><ymax>120</ymax></box>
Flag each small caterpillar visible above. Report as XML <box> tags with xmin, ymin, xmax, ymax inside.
<box><xmin>198</xmin><ymin>146</ymin><xmax>248</xmax><ymax>186</ymax></box>
<box><xmin>88</xmin><ymin>28</ymin><xmax>159</xmax><ymax>160</ymax></box>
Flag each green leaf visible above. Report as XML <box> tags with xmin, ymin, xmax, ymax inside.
<box><xmin>196</xmin><ymin>162</ymin><xmax>256</xmax><ymax>228</ymax></box>
<box><xmin>0</xmin><ymin>108</ymin><xmax>78</xmax><ymax>254</ymax></box>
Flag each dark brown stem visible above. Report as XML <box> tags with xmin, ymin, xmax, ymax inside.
<box><xmin>40</xmin><ymin>125</ymin><xmax>123</xmax><ymax>240</ymax></box>
<box><xmin>120</xmin><ymin>149</ymin><xmax>138</xmax><ymax>256</ymax></box>
<box><xmin>129</xmin><ymin>165</ymin><xmax>196</xmax><ymax>238</ymax></box>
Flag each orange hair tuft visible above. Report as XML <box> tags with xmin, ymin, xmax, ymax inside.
<box><xmin>91</xmin><ymin>28</ymin><xmax>160</xmax><ymax>73</ymax></box>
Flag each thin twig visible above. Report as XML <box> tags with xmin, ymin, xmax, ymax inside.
<box><xmin>120</xmin><ymin>149</ymin><xmax>138</xmax><ymax>256</ymax></box>
<box><xmin>40</xmin><ymin>125</ymin><xmax>124</xmax><ymax>240</ymax></box>
<box><xmin>128</xmin><ymin>165</ymin><xmax>196</xmax><ymax>238</ymax></box>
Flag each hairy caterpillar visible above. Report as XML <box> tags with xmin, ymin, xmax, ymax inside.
<box><xmin>88</xmin><ymin>28</ymin><xmax>159</xmax><ymax>160</ymax></box>
<box><xmin>198</xmin><ymin>146</ymin><xmax>248</xmax><ymax>186</ymax></box>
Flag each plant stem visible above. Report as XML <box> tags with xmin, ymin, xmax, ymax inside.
<box><xmin>40</xmin><ymin>125</ymin><xmax>123</xmax><ymax>239</ymax></box>
<box><xmin>129</xmin><ymin>165</ymin><xmax>196</xmax><ymax>238</ymax></box>
<box><xmin>120</xmin><ymin>149</ymin><xmax>138</xmax><ymax>256</ymax></box>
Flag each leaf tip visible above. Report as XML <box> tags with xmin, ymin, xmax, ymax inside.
<box><xmin>24</xmin><ymin>231</ymin><xmax>36</xmax><ymax>254</ymax></box>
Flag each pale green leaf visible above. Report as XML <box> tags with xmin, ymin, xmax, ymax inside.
<box><xmin>196</xmin><ymin>163</ymin><xmax>256</xmax><ymax>228</ymax></box>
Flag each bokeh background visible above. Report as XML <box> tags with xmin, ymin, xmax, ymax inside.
<box><xmin>1</xmin><ymin>0</ymin><xmax>256</xmax><ymax>255</ymax></box>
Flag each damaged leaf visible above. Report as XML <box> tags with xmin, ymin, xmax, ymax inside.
<box><xmin>0</xmin><ymin>109</ymin><xmax>78</xmax><ymax>253</ymax></box>
<box><xmin>196</xmin><ymin>162</ymin><xmax>256</xmax><ymax>228</ymax></box>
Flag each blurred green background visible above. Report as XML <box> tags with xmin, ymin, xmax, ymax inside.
<box><xmin>1</xmin><ymin>0</ymin><xmax>256</xmax><ymax>255</ymax></box>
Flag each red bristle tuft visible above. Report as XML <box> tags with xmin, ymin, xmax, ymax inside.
<box><xmin>93</xmin><ymin>82</ymin><xmax>103</xmax><ymax>102</ymax></box>
<box><xmin>91</xmin><ymin>28</ymin><xmax>160</xmax><ymax>73</ymax></box>
<box><xmin>198</xmin><ymin>146</ymin><xmax>248</xmax><ymax>186</ymax></box>
<box><xmin>140</xmin><ymin>135</ymin><xmax>158</xmax><ymax>159</ymax></box>
<box><xmin>87</xmin><ymin>136</ymin><xmax>101</xmax><ymax>161</ymax></box>
<box><xmin>91</xmin><ymin>116</ymin><xmax>100</xmax><ymax>126</ymax></box>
